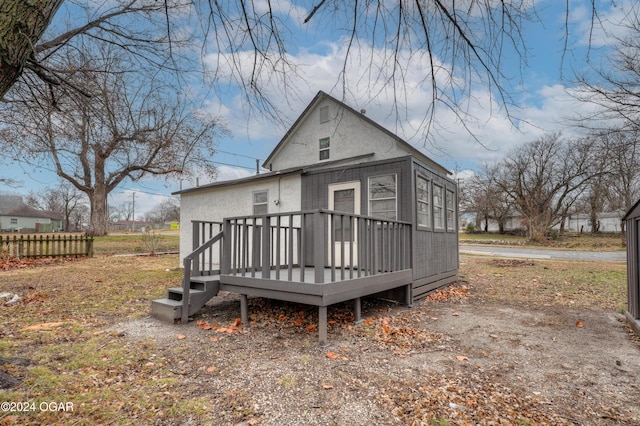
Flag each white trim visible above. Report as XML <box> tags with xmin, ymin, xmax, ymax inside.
<box><xmin>328</xmin><ymin>181</ymin><xmax>361</xmax><ymax>214</ymax></box>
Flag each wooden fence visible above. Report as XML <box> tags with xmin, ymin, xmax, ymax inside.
<box><xmin>0</xmin><ymin>235</ymin><xmax>94</xmax><ymax>258</ymax></box>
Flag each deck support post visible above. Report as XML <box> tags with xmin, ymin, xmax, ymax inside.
<box><xmin>354</xmin><ymin>297</ymin><xmax>362</xmax><ymax>323</ymax></box>
<box><xmin>405</xmin><ymin>284</ymin><xmax>413</xmax><ymax>307</ymax></box>
<box><xmin>318</xmin><ymin>306</ymin><xmax>328</xmax><ymax>346</ymax></box>
<box><xmin>240</xmin><ymin>294</ymin><xmax>249</xmax><ymax>323</ymax></box>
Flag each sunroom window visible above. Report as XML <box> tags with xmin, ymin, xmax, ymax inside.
<box><xmin>433</xmin><ymin>184</ymin><xmax>444</xmax><ymax>229</ymax></box>
<box><xmin>369</xmin><ymin>174</ymin><xmax>397</xmax><ymax>220</ymax></box>
<box><xmin>416</xmin><ymin>175</ymin><xmax>430</xmax><ymax>228</ymax></box>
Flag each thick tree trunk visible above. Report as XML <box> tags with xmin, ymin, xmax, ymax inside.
<box><xmin>0</xmin><ymin>0</ymin><xmax>63</xmax><ymax>99</ymax></box>
<box><xmin>88</xmin><ymin>185</ymin><xmax>108</xmax><ymax>236</ymax></box>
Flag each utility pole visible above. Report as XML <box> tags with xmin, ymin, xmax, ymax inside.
<box><xmin>131</xmin><ymin>192</ymin><xmax>136</xmax><ymax>231</ymax></box>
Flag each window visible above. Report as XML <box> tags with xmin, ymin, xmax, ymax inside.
<box><xmin>10</xmin><ymin>218</ymin><xmax>17</xmax><ymax>225</ymax></box>
<box><xmin>319</xmin><ymin>105</ymin><xmax>329</xmax><ymax>123</ymax></box>
<box><xmin>433</xmin><ymin>184</ymin><xmax>444</xmax><ymax>229</ymax></box>
<box><xmin>446</xmin><ymin>189</ymin><xmax>456</xmax><ymax>231</ymax></box>
<box><xmin>416</xmin><ymin>175</ymin><xmax>430</xmax><ymax>228</ymax></box>
<box><xmin>369</xmin><ymin>174</ymin><xmax>397</xmax><ymax>220</ymax></box>
<box><xmin>319</xmin><ymin>137</ymin><xmax>330</xmax><ymax>161</ymax></box>
<box><xmin>253</xmin><ymin>190</ymin><xmax>268</xmax><ymax>215</ymax></box>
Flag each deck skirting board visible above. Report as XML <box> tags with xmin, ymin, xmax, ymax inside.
<box><xmin>412</xmin><ymin>271</ymin><xmax>458</xmax><ymax>301</ymax></box>
<box><xmin>220</xmin><ymin>269</ymin><xmax>412</xmax><ymax>307</ymax></box>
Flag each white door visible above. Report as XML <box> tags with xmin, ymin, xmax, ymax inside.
<box><xmin>328</xmin><ymin>181</ymin><xmax>360</xmax><ymax>267</ymax></box>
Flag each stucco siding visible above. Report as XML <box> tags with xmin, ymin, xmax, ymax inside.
<box><xmin>268</xmin><ymin>98</ymin><xmax>420</xmax><ymax>172</ymax></box>
<box><xmin>179</xmin><ymin>174</ymin><xmax>302</xmax><ymax>262</ymax></box>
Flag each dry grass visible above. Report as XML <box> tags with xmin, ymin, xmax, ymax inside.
<box><xmin>460</xmin><ymin>257</ymin><xmax>628</xmax><ymax>312</ymax></box>
<box><xmin>0</xmin><ymin>255</ymin><xmax>181</xmax><ymax>425</ymax></box>
<box><xmin>92</xmin><ymin>232</ymin><xmax>180</xmax><ymax>256</ymax></box>
<box><xmin>460</xmin><ymin>231</ymin><xmax>626</xmax><ymax>251</ymax></box>
<box><xmin>0</xmin><ymin>252</ymin><xmax>632</xmax><ymax>425</ymax></box>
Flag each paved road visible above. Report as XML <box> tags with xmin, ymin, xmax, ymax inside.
<box><xmin>460</xmin><ymin>244</ymin><xmax>627</xmax><ymax>261</ymax></box>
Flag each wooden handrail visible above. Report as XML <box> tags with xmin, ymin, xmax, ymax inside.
<box><xmin>181</xmin><ymin>230</ymin><xmax>223</xmax><ymax>324</ymax></box>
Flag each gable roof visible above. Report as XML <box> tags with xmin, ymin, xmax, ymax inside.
<box><xmin>623</xmin><ymin>198</ymin><xmax>640</xmax><ymax>221</ymax></box>
<box><xmin>173</xmin><ymin>167</ymin><xmax>303</xmax><ymax>195</ymax></box>
<box><xmin>0</xmin><ymin>201</ymin><xmax>63</xmax><ymax>221</ymax></box>
<box><xmin>0</xmin><ymin>195</ymin><xmax>24</xmax><ymax>213</ymax></box>
<box><xmin>262</xmin><ymin>91</ymin><xmax>451</xmax><ymax>176</ymax></box>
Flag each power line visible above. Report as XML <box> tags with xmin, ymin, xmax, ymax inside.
<box><xmin>212</xmin><ymin>160</ymin><xmax>267</xmax><ymax>171</ymax></box>
<box><xmin>215</xmin><ymin>148</ymin><xmax>264</xmax><ymax>161</ymax></box>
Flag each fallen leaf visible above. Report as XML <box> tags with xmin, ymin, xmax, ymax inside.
<box><xmin>576</xmin><ymin>320</ymin><xmax>584</xmax><ymax>328</ymax></box>
<box><xmin>20</xmin><ymin>322</ymin><xmax>64</xmax><ymax>331</ymax></box>
<box><xmin>451</xmin><ymin>311</ymin><xmax>460</xmax><ymax>317</ymax></box>
<box><xmin>456</xmin><ymin>355</ymin><xmax>469</xmax><ymax>361</ymax></box>
<box><xmin>176</xmin><ymin>334</ymin><xmax>186</xmax><ymax>340</ymax></box>
<box><xmin>206</xmin><ymin>366</ymin><xmax>217</xmax><ymax>372</ymax></box>
<box><xmin>305</xmin><ymin>324</ymin><xmax>316</xmax><ymax>332</ymax></box>
<box><xmin>322</xmin><ymin>384</ymin><xmax>334</xmax><ymax>390</ymax></box>
<box><xmin>233</xmin><ymin>318</ymin><xmax>242</xmax><ymax>327</ymax></box>
<box><xmin>489</xmin><ymin>334</ymin><xmax>499</xmax><ymax>339</ymax></box>
<box><xmin>325</xmin><ymin>352</ymin><xmax>339</xmax><ymax>359</ymax></box>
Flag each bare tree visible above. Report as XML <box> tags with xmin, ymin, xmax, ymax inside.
<box><xmin>599</xmin><ymin>131</ymin><xmax>640</xmax><ymax>214</ymax></box>
<box><xmin>574</xmin><ymin>4</ymin><xmax>640</xmax><ymax>135</ymax></box>
<box><xmin>462</xmin><ymin>164</ymin><xmax>515</xmax><ymax>233</ymax></box>
<box><xmin>116</xmin><ymin>202</ymin><xmax>134</xmax><ymax>222</ymax></box>
<box><xmin>145</xmin><ymin>198</ymin><xmax>180</xmax><ymax>226</ymax></box>
<box><xmin>0</xmin><ymin>0</ymin><xmax>64</xmax><ymax>97</ymax></box>
<box><xmin>0</xmin><ymin>45</ymin><xmax>221</xmax><ymax>235</ymax></box>
<box><xmin>495</xmin><ymin>134</ymin><xmax>598</xmax><ymax>241</ymax></box>
<box><xmin>24</xmin><ymin>182</ymin><xmax>86</xmax><ymax>231</ymax></box>
<box><xmin>0</xmin><ymin>0</ymin><xmax>556</xmax><ymax>144</ymax></box>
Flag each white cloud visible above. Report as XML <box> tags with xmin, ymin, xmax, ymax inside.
<box><xmin>198</xmin><ymin>5</ymin><xmax>614</xmax><ymax>174</ymax></box>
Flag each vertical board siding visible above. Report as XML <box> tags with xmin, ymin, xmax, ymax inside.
<box><xmin>301</xmin><ymin>156</ymin><xmax>459</xmax><ymax>302</ymax></box>
<box><xmin>628</xmin><ymin>217</ymin><xmax>640</xmax><ymax>319</ymax></box>
<box><xmin>411</xmin><ymin>159</ymin><xmax>459</xmax><ymax>285</ymax></box>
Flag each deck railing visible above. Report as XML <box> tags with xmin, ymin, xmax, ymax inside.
<box><xmin>220</xmin><ymin>210</ymin><xmax>412</xmax><ymax>283</ymax></box>
<box><xmin>0</xmin><ymin>234</ymin><xmax>93</xmax><ymax>258</ymax></box>
<box><xmin>191</xmin><ymin>221</ymin><xmax>224</xmax><ymax>276</ymax></box>
<box><xmin>183</xmin><ymin>210</ymin><xmax>412</xmax><ymax>324</ymax></box>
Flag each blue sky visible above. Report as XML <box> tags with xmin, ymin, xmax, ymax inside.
<box><xmin>0</xmin><ymin>0</ymin><xmax>633</xmax><ymax>217</ymax></box>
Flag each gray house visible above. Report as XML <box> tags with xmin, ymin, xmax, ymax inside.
<box><xmin>152</xmin><ymin>91</ymin><xmax>459</xmax><ymax>344</ymax></box>
<box><xmin>624</xmin><ymin>198</ymin><xmax>640</xmax><ymax>336</ymax></box>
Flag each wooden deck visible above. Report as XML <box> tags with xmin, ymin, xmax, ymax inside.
<box><xmin>154</xmin><ymin>210</ymin><xmax>414</xmax><ymax>345</ymax></box>
<box><xmin>220</xmin><ymin>267</ymin><xmax>413</xmax><ymax>346</ymax></box>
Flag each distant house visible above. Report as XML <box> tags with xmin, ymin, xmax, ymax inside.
<box><xmin>471</xmin><ymin>210</ymin><xmax>625</xmax><ymax>234</ymax></box>
<box><xmin>0</xmin><ymin>196</ymin><xmax>63</xmax><ymax>232</ymax></box>
<box><xmin>153</xmin><ymin>91</ymin><xmax>459</xmax><ymax>344</ymax></box>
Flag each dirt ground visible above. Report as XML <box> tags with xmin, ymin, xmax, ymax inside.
<box><xmin>116</xmin><ymin>283</ymin><xmax>640</xmax><ymax>425</ymax></box>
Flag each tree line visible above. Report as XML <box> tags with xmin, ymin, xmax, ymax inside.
<box><xmin>460</xmin><ymin>132</ymin><xmax>640</xmax><ymax>240</ymax></box>
<box><xmin>24</xmin><ymin>183</ymin><xmax>180</xmax><ymax>232</ymax></box>
<box><xmin>1</xmin><ymin>1</ymin><xmax>638</xmax><ymax>236</ymax></box>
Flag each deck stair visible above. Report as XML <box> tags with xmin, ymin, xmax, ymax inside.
<box><xmin>151</xmin><ymin>275</ymin><xmax>220</xmax><ymax>323</ymax></box>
